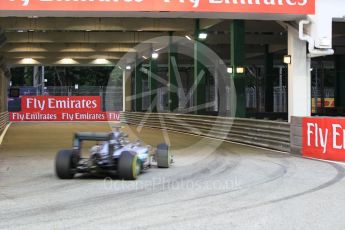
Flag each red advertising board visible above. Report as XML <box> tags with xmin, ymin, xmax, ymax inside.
<box><xmin>303</xmin><ymin>117</ymin><xmax>345</xmax><ymax>162</ymax></box>
<box><xmin>10</xmin><ymin>96</ymin><xmax>120</xmax><ymax>122</ymax></box>
<box><xmin>1</xmin><ymin>0</ymin><xmax>315</xmax><ymax>15</ymax></box>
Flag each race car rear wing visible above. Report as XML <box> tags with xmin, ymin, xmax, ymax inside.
<box><xmin>73</xmin><ymin>132</ymin><xmax>114</xmax><ymax>150</ymax></box>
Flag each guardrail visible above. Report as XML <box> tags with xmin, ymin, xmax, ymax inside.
<box><xmin>121</xmin><ymin>112</ymin><xmax>290</xmax><ymax>152</ymax></box>
<box><xmin>0</xmin><ymin>112</ymin><xmax>9</xmax><ymax>134</ymax></box>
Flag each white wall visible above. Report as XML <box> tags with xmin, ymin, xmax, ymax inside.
<box><xmin>309</xmin><ymin>0</ymin><xmax>345</xmax><ymax>49</ymax></box>
<box><xmin>316</xmin><ymin>0</ymin><xmax>345</xmax><ymax>20</ymax></box>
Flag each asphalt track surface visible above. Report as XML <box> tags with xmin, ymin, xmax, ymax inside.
<box><xmin>0</xmin><ymin>122</ymin><xmax>345</xmax><ymax>229</ymax></box>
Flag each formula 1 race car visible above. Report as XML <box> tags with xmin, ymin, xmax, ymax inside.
<box><xmin>55</xmin><ymin>128</ymin><xmax>172</xmax><ymax>180</ymax></box>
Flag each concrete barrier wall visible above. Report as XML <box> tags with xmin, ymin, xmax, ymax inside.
<box><xmin>0</xmin><ymin>69</ymin><xmax>7</xmax><ymax>113</ymax></box>
<box><xmin>121</xmin><ymin>112</ymin><xmax>291</xmax><ymax>152</ymax></box>
<box><xmin>0</xmin><ymin>68</ymin><xmax>9</xmax><ymax>135</ymax></box>
<box><xmin>290</xmin><ymin>116</ymin><xmax>303</xmax><ymax>155</ymax></box>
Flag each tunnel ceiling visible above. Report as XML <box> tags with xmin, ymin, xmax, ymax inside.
<box><xmin>0</xmin><ymin>17</ymin><xmax>344</xmax><ymax>66</ymax></box>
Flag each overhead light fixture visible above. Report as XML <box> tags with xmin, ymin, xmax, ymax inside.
<box><xmin>17</xmin><ymin>30</ymin><xmax>24</xmax><ymax>33</ymax></box>
<box><xmin>227</xmin><ymin>67</ymin><xmax>233</xmax><ymax>74</ymax></box>
<box><xmin>185</xmin><ymin>35</ymin><xmax>192</xmax><ymax>41</ymax></box>
<box><xmin>151</xmin><ymin>52</ymin><xmax>159</xmax><ymax>60</ymax></box>
<box><xmin>44</xmin><ymin>79</ymin><xmax>48</xmax><ymax>83</ymax></box>
<box><xmin>198</xmin><ymin>32</ymin><xmax>208</xmax><ymax>40</ymax></box>
<box><xmin>142</xmin><ymin>56</ymin><xmax>148</xmax><ymax>60</ymax></box>
<box><xmin>125</xmin><ymin>65</ymin><xmax>132</xmax><ymax>70</ymax></box>
<box><xmin>236</xmin><ymin>67</ymin><xmax>245</xmax><ymax>74</ymax></box>
<box><xmin>75</xmin><ymin>84</ymin><xmax>79</xmax><ymax>90</ymax></box>
<box><xmin>58</xmin><ymin>58</ymin><xmax>78</xmax><ymax>65</ymax></box>
<box><xmin>283</xmin><ymin>55</ymin><xmax>292</xmax><ymax>64</ymax></box>
<box><xmin>21</xmin><ymin>58</ymin><xmax>39</xmax><ymax>64</ymax></box>
<box><xmin>93</xmin><ymin>58</ymin><xmax>110</xmax><ymax>65</ymax></box>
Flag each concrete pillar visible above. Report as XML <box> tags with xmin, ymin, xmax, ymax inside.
<box><xmin>335</xmin><ymin>55</ymin><xmax>345</xmax><ymax>108</ymax></box>
<box><xmin>122</xmin><ymin>69</ymin><xmax>132</xmax><ymax>112</ymax></box>
<box><xmin>231</xmin><ymin>20</ymin><xmax>246</xmax><ymax>118</ymax></box>
<box><xmin>134</xmin><ymin>60</ymin><xmax>143</xmax><ymax>112</ymax></box>
<box><xmin>288</xmin><ymin>27</ymin><xmax>311</xmax><ymax>122</ymax></box>
<box><xmin>264</xmin><ymin>45</ymin><xmax>274</xmax><ymax>112</ymax></box>
<box><xmin>168</xmin><ymin>33</ymin><xmax>179</xmax><ymax>112</ymax></box>
<box><xmin>194</xmin><ymin>19</ymin><xmax>206</xmax><ymax>115</ymax></box>
<box><xmin>149</xmin><ymin>58</ymin><xmax>158</xmax><ymax>112</ymax></box>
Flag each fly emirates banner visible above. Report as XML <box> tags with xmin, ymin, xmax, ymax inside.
<box><xmin>303</xmin><ymin>117</ymin><xmax>345</xmax><ymax>162</ymax></box>
<box><xmin>10</xmin><ymin>96</ymin><xmax>120</xmax><ymax>122</ymax></box>
<box><xmin>3</xmin><ymin>0</ymin><xmax>315</xmax><ymax>15</ymax></box>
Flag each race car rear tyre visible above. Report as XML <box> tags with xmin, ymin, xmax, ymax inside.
<box><xmin>156</xmin><ymin>143</ymin><xmax>171</xmax><ymax>168</ymax></box>
<box><xmin>118</xmin><ymin>151</ymin><xmax>139</xmax><ymax>180</ymax></box>
<box><xmin>55</xmin><ymin>150</ymin><xmax>78</xmax><ymax>179</ymax></box>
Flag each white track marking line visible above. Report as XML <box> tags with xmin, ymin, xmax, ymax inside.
<box><xmin>0</xmin><ymin>123</ymin><xmax>12</xmax><ymax>145</ymax></box>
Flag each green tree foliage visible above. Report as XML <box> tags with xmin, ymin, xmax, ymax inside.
<box><xmin>10</xmin><ymin>67</ymin><xmax>33</xmax><ymax>86</ymax></box>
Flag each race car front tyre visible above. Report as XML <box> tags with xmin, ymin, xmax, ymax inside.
<box><xmin>55</xmin><ymin>150</ymin><xmax>78</xmax><ymax>179</ymax></box>
<box><xmin>118</xmin><ymin>151</ymin><xmax>139</xmax><ymax>180</ymax></box>
<box><xmin>156</xmin><ymin>143</ymin><xmax>171</xmax><ymax>168</ymax></box>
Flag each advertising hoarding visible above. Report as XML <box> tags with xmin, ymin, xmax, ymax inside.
<box><xmin>2</xmin><ymin>0</ymin><xmax>315</xmax><ymax>14</ymax></box>
<box><xmin>10</xmin><ymin>96</ymin><xmax>120</xmax><ymax>122</ymax></box>
<box><xmin>303</xmin><ymin>117</ymin><xmax>345</xmax><ymax>162</ymax></box>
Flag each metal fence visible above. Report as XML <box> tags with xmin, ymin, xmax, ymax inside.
<box><xmin>246</xmin><ymin>86</ymin><xmax>287</xmax><ymax>112</ymax></box>
<box><xmin>273</xmin><ymin>86</ymin><xmax>288</xmax><ymax>113</ymax></box>
<box><xmin>246</xmin><ymin>86</ymin><xmax>334</xmax><ymax>113</ymax></box>
<box><xmin>311</xmin><ymin>87</ymin><xmax>334</xmax><ymax>98</ymax></box>
<box><xmin>142</xmin><ymin>85</ymin><xmax>288</xmax><ymax>113</ymax></box>
<box><xmin>0</xmin><ymin>112</ymin><xmax>9</xmax><ymax>135</ymax></box>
